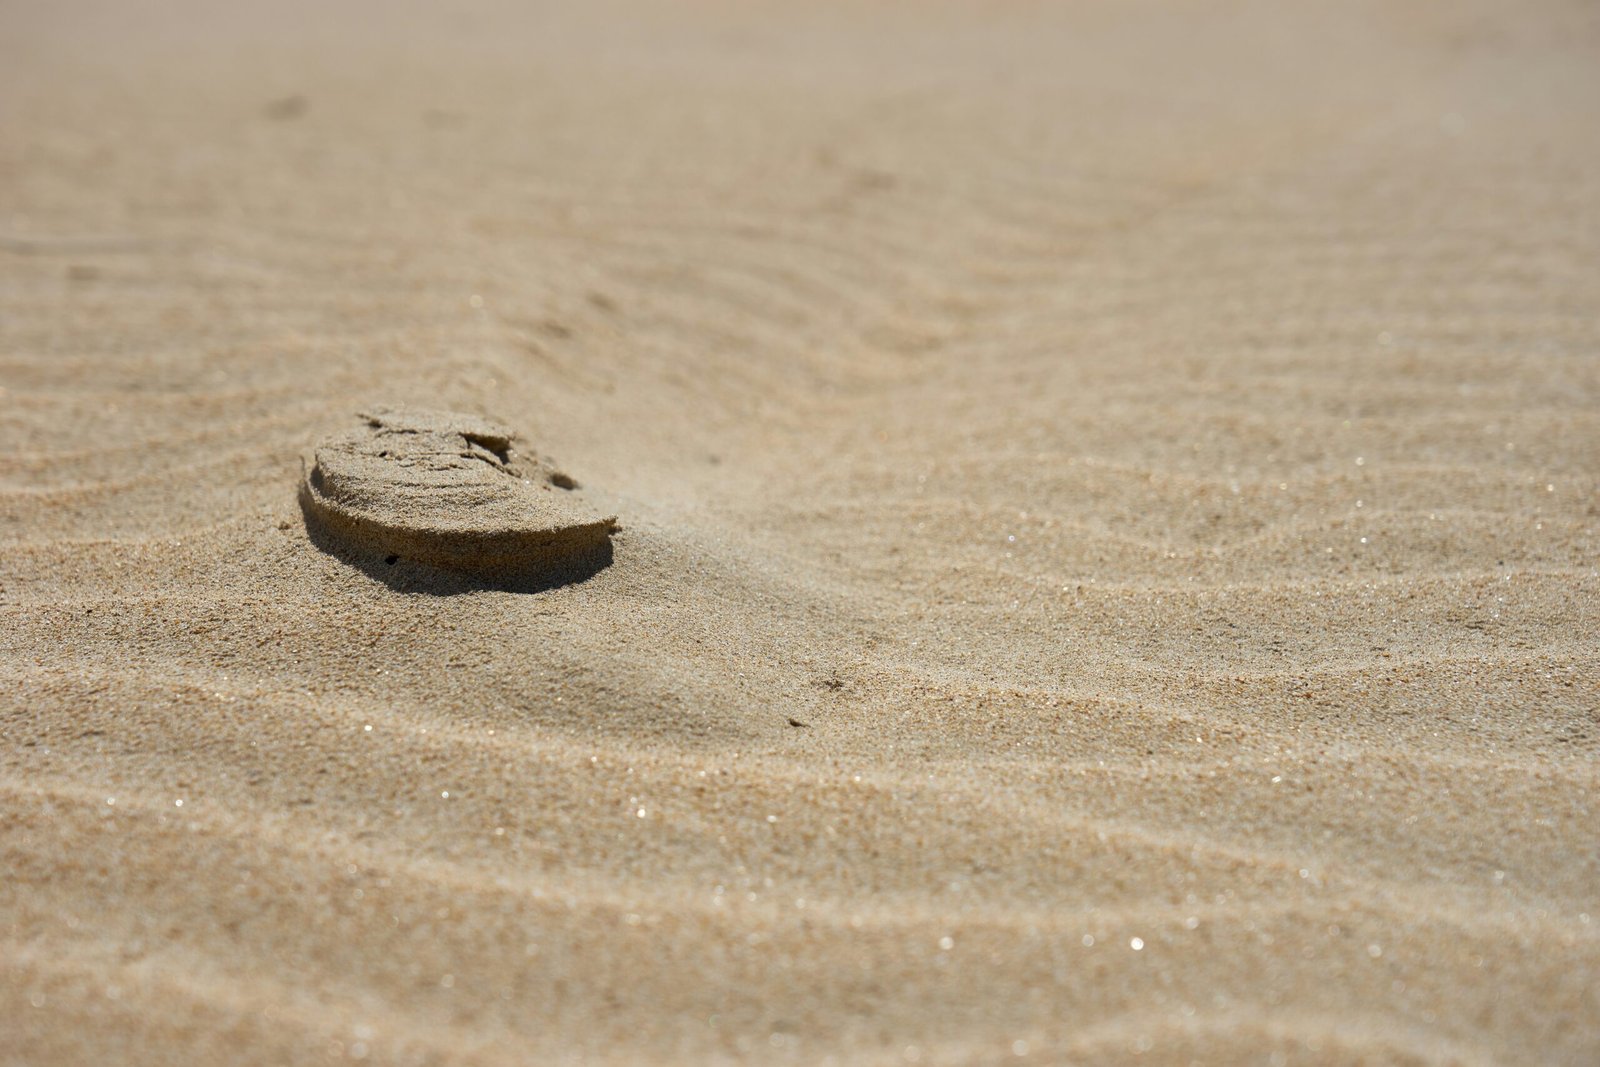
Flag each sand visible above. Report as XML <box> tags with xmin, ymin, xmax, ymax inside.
<box><xmin>300</xmin><ymin>407</ymin><xmax>615</xmax><ymax>584</ymax></box>
<box><xmin>2</xmin><ymin>1</ymin><xmax>1598</xmax><ymax>1064</ymax></box>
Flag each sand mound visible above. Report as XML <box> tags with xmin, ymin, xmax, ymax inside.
<box><xmin>300</xmin><ymin>408</ymin><xmax>616</xmax><ymax>578</ymax></box>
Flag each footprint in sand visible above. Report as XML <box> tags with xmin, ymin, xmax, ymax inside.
<box><xmin>300</xmin><ymin>407</ymin><xmax>616</xmax><ymax>578</ymax></box>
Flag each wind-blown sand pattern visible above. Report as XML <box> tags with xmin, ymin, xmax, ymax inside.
<box><xmin>2</xmin><ymin>1</ymin><xmax>1597</xmax><ymax>1064</ymax></box>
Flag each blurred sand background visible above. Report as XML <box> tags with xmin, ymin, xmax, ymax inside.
<box><xmin>2</xmin><ymin>1</ymin><xmax>1598</xmax><ymax>1063</ymax></box>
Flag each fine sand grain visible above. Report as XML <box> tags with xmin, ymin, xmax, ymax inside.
<box><xmin>2</xmin><ymin>1</ymin><xmax>1598</xmax><ymax>1065</ymax></box>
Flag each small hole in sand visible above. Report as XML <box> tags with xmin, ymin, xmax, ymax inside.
<box><xmin>550</xmin><ymin>472</ymin><xmax>578</xmax><ymax>490</ymax></box>
<box><xmin>462</xmin><ymin>432</ymin><xmax>512</xmax><ymax>465</ymax></box>
<box><xmin>385</xmin><ymin>555</ymin><xmax>398</xmax><ymax>565</ymax></box>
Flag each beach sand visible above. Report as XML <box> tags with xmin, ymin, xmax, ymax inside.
<box><xmin>2</xmin><ymin>1</ymin><xmax>1598</xmax><ymax>1063</ymax></box>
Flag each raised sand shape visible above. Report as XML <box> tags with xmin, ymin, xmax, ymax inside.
<box><xmin>300</xmin><ymin>407</ymin><xmax>616</xmax><ymax>575</ymax></box>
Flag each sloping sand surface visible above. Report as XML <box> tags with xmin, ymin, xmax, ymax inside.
<box><xmin>3</xmin><ymin>2</ymin><xmax>1598</xmax><ymax>1063</ymax></box>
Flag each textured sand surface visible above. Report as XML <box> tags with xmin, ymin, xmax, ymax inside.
<box><xmin>3</xmin><ymin>2</ymin><xmax>1598</xmax><ymax>1064</ymax></box>
<box><xmin>300</xmin><ymin>407</ymin><xmax>615</xmax><ymax>581</ymax></box>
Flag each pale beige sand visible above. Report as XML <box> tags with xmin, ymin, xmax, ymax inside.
<box><xmin>300</xmin><ymin>407</ymin><xmax>616</xmax><ymax>581</ymax></box>
<box><xmin>3</xmin><ymin>1</ymin><xmax>1598</xmax><ymax>1064</ymax></box>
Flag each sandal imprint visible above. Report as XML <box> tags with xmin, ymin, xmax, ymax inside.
<box><xmin>300</xmin><ymin>406</ymin><xmax>616</xmax><ymax>575</ymax></box>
